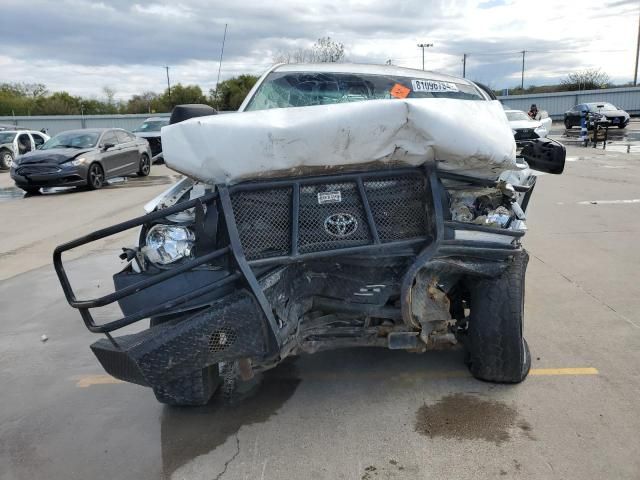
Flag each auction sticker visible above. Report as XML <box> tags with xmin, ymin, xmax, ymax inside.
<box><xmin>390</xmin><ymin>83</ymin><xmax>411</xmax><ymax>99</ymax></box>
<box><xmin>411</xmin><ymin>79</ymin><xmax>459</xmax><ymax>93</ymax></box>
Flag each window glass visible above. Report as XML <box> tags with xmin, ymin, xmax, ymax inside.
<box><xmin>115</xmin><ymin>130</ymin><xmax>134</xmax><ymax>143</ymax></box>
<box><xmin>101</xmin><ymin>131</ymin><xmax>119</xmax><ymax>146</ymax></box>
<box><xmin>31</xmin><ymin>133</ymin><xmax>46</xmax><ymax>147</ymax></box>
<box><xmin>245</xmin><ymin>71</ymin><xmax>484</xmax><ymax>111</ymax></box>
<box><xmin>42</xmin><ymin>131</ymin><xmax>100</xmax><ymax>149</ymax></box>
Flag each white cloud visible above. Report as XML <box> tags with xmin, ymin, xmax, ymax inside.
<box><xmin>0</xmin><ymin>0</ymin><xmax>638</xmax><ymax>98</ymax></box>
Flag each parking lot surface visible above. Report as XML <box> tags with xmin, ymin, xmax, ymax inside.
<box><xmin>1</xmin><ymin>127</ymin><xmax>640</xmax><ymax>479</ymax></box>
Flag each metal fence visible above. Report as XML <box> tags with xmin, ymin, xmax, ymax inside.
<box><xmin>0</xmin><ymin>113</ymin><xmax>171</xmax><ymax>135</ymax></box>
<box><xmin>2</xmin><ymin>87</ymin><xmax>639</xmax><ymax>131</ymax></box>
<box><xmin>498</xmin><ymin>86</ymin><xmax>640</xmax><ymax>119</ymax></box>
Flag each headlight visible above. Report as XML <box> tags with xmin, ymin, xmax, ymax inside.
<box><xmin>64</xmin><ymin>157</ymin><xmax>86</xmax><ymax>167</ymax></box>
<box><xmin>142</xmin><ymin>225</ymin><xmax>195</xmax><ymax>265</ymax></box>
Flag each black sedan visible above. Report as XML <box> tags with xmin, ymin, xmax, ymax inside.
<box><xmin>10</xmin><ymin>128</ymin><xmax>152</xmax><ymax>194</ymax></box>
<box><xmin>564</xmin><ymin>102</ymin><xmax>630</xmax><ymax>129</ymax></box>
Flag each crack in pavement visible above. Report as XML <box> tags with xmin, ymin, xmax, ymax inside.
<box><xmin>532</xmin><ymin>254</ymin><xmax>640</xmax><ymax>329</ymax></box>
<box><xmin>212</xmin><ymin>434</ymin><xmax>241</xmax><ymax>480</ymax></box>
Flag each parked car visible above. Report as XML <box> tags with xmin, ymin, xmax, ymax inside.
<box><xmin>54</xmin><ymin>64</ymin><xmax>565</xmax><ymax>406</ymax></box>
<box><xmin>11</xmin><ymin>128</ymin><xmax>152</xmax><ymax>194</ymax></box>
<box><xmin>133</xmin><ymin>117</ymin><xmax>169</xmax><ymax>163</ymax></box>
<box><xmin>0</xmin><ymin>130</ymin><xmax>50</xmax><ymax>169</ymax></box>
<box><xmin>564</xmin><ymin>102</ymin><xmax>630</xmax><ymax>129</ymax></box>
<box><xmin>504</xmin><ymin>109</ymin><xmax>549</xmax><ymax>143</ymax></box>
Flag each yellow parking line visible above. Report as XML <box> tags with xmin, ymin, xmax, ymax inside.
<box><xmin>529</xmin><ymin>367</ymin><xmax>599</xmax><ymax>376</ymax></box>
<box><xmin>73</xmin><ymin>367</ymin><xmax>599</xmax><ymax>388</ymax></box>
<box><xmin>75</xmin><ymin>374</ymin><xmax>123</xmax><ymax>388</ymax></box>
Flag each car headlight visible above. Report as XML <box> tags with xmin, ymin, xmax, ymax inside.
<box><xmin>142</xmin><ymin>224</ymin><xmax>195</xmax><ymax>265</ymax></box>
<box><xmin>64</xmin><ymin>157</ymin><xmax>86</xmax><ymax>167</ymax></box>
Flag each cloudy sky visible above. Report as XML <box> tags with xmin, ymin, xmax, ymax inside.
<box><xmin>2</xmin><ymin>0</ymin><xmax>639</xmax><ymax>100</ymax></box>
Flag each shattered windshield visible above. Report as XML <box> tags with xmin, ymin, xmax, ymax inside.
<box><xmin>245</xmin><ymin>71</ymin><xmax>484</xmax><ymax>111</ymax></box>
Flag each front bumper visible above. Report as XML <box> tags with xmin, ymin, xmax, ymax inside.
<box><xmin>11</xmin><ymin>164</ymin><xmax>87</xmax><ymax>188</ymax></box>
<box><xmin>53</xmin><ymin>166</ymin><xmax>533</xmax><ymax>389</ymax></box>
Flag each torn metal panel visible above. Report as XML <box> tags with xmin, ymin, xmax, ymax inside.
<box><xmin>162</xmin><ymin>98</ymin><xmax>517</xmax><ymax>184</ymax></box>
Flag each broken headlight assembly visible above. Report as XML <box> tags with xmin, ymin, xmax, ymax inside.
<box><xmin>142</xmin><ymin>224</ymin><xmax>195</xmax><ymax>265</ymax></box>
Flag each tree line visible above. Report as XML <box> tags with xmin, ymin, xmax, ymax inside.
<box><xmin>0</xmin><ymin>75</ymin><xmax>259</xmax><ymax>116</ymax></box>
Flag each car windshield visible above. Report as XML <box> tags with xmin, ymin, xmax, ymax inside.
<box><xmin>587</xmin><ymin>103</ymin><xmax>618</xmax><ymax>112</ymax></box>
<box><xmin>0</xmin><ymin>132</ymin><xmax>16</xmax><ymax>144</ymax></box>
<box><xmin>245</xmin><ymin>71</ymin><xmax>484</xmax><ymax>111</ymax></box>
<box><xmin>133</xmin><ymin>120</ymin><xmax>169</xmax><ymax>132</ymax></box>
<box><xmin>41</xmin><ymin>131</ymin><xmax>100</xmax><ymax>149</ymax></box>
<box><xmin>506</xmin><ymin>111</ymin><xmax>531</xmax><ymax>121</ymax></box>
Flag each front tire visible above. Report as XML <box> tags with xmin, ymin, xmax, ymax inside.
<box><xmin>137</xmin><ymin>153</ymin><xmax>150</xmax><ymax>177</ymax></box>
<box><xmin>465</xmin><ymin>250</ymin><xmax>531</xmax><ymax>383</ymax></box>
<box><xmin>20</xmin><ymin>186</ymin><xmax>41</xmax><ymax>195</ymax></box>
<box><xmin>0</xmin><ymin>149</ymin><xmax>14</xmax><ymax>169</ymax></box>
<box><xmin>153</xmin><ymin>366</ymin><xmax>221</xmax><ymax>406</ymax></box>
<box><xmin>87</xmin><ymin>163</ymin><xmax>105</xmax><ymax>190</ymax></box>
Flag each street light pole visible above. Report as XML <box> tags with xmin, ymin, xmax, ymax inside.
<box><xmin>417</xmin><ymin>43</ymin><xmax>433</xmax><ymax>70</ymax></box>
<box><xmin>462</xmin><ymin>53</ymin><xmax>467</xmax><ymax>78</ymax></box>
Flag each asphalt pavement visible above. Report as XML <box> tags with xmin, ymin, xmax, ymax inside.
<box><xmin>1</xmin><ymin>129</ymin><xmax>639</xmax><ymax>479</ymax></box>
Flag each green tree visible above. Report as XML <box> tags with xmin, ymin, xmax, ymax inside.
<box><xmin>125</xmin><ymin>91</ymin><xmax>162</xmax><ymax>114</ymax></box>
<box><xmin>158</xmin><ymin>84</ymin><xmax>209</xmax><ymax>111</ymax></box>
<box><xmin>210</xmin><ymin>74</ymin><xmax>258</xmax><ymax>111</ymax></box>
<box><xmin>32</xmin><ymin>92</ymin><xmax>83</xmax><ymax>115</ymax></box>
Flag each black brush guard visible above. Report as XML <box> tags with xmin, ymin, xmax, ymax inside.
<box><xmin>53</xmin><ymin>166</ymin><xmax>530</xmax><ymax>387</ymax></box>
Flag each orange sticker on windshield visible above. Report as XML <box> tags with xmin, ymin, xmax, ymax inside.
<box><xmin>390</xmin><ymin>83</ymin><xmax>411</xmax><ymax>99</ymax></box>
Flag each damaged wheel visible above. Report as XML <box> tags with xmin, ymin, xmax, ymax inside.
<box><xmin>152</xmin><ymin>365</ymin><xmax>221</xmax><ymax>406</ymax></box>
<box><xmin>465</xmin><ymin>250</ymin><xmax>531</xmax><ymax>383</ymax></box>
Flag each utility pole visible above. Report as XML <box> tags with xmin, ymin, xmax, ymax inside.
<box><xmin>520</xmin><ymin>50</ymin><xmax>526</xmax><ymax>90</ymax></box>
<box><xmin>634</xmin><ymin>9</ymin><xmax>640</xmax><ymax>85</ymax></box>
<box><xmin>417</xmin><ymin>43</ymin><xmax>433</xmax><ymax>70</ymax></box>
<box><xmin>462</xmin><ymin>53</ymin><xmax>467</xmax><ymax>78</ymax></box>
<box><xmin>164</xmin><ymin>66</ymin><xmax>171</xmax><ymax>98</ymax></box>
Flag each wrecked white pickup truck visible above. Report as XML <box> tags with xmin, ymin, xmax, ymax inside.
<box><xmin>54</xmin><ymin>64</ymin><xmax>565</xmax><ymax>405</ymax></box>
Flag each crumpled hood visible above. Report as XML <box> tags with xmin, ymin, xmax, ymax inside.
<box><xmin>162</xmin><ymin>98</ymin><xmax>517</xmax><ymax>184</ymax></box>
<box><xmin>601</xmin><ymin>110</ymin><xmax>628</xmax><ymax>118</ymax></box>
<box><xmin>509</xmin><ymin>119</ymin><xmax>542</xmax><ymax>130</ymax></box>
<box><xmin>18</xmin><ymin>148</ymin><xmax>94</xmax><ymax>165</ymax></box>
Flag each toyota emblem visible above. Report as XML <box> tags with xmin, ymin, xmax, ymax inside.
<box><xmin>324</xmin><ymin>213</ymin><xmax>358</xmax><ymax>238</ymax></box>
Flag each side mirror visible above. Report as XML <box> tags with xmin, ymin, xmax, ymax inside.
<box><xmin>520</xmin><ymin>138</ymin><xmax>565</xmax><ymax>175</ymax></box>
<box><xmin>102</xmin><ymin>142</ymin><xmax>115</xmax><ymax>151</ymax></box>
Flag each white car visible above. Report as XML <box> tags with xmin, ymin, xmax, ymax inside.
<box><xmin>0</xmin><ymin>130</ymin><xmax>50</xmax><ymax>169</ymax></box>
<box><xmin>504</xmin><ymin>110</ymin><xmax>549</xmax><ymax>143</ymax></box>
